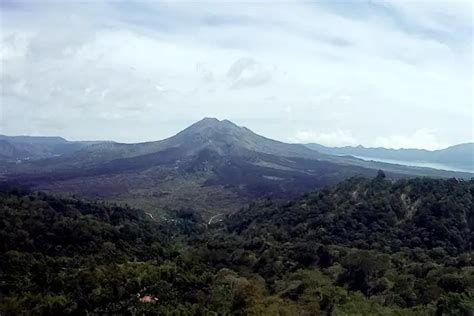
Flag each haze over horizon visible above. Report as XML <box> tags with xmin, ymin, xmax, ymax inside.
<box><xmin>0</xmin><ymin>117</ymin><xmax>473</xmax><ymax>152</ymax></box>
<box><xmin>1</xmin><ymin>0</ymin><xmax>473</xmax><ymax>150</ymax></box>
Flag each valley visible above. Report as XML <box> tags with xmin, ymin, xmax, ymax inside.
<box><xmin>1</xmin><ymin>118</ymin><xmax>472</xmax><ymax>219</ymax></box>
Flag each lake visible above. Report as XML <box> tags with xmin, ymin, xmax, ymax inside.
<box><xmin>353</xmin><ymin>155</ymin><xmax>474</xmax><ymax>174</ymax></box>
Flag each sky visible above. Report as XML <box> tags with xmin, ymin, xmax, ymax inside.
<box><xmin>0</xmin><ymin>0</ymin><xmax>472</xmax><ymax>150</ymax></box>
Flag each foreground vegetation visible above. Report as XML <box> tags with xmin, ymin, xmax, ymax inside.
<box><xmin>1</xmin><ymin>175</ymin><xmax>473</xmax><ymax>315</ymax></box>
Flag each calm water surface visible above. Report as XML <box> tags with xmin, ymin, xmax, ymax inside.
<box><xmin>353</xmin><ymin>155</ymin><xmax>474</xmax><ymax>174</ymax></box>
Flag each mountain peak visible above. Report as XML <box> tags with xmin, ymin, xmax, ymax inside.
<box><xmin>163</xmin><ymin>117</ymin><xmax>322</xmax><ymax>159</ymax></box>
<box><xmin>199</xmin><ymin>117</ymin><xmax>220</xmax><ymax>124</ymax></box>
<box><xmin>195</xmin><ymin>117</ymin><xmax>238</xmax><ymax>126</ymax></box>
<box><xmin>182</xmin><ymin>117</ymin><xmax>242</xmax><ymax>134</ymax></box>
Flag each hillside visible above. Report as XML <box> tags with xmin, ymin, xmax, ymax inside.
<box><xmin>1</xmin><ymin>177</ymin><xmax>473</xmax><ymax>314</ymax></box>
<box><xmin>3</xmin><ymin>118</ymin><xmax>325</xmax><ymax>167</ymax></box>
<box><xmin>0</xmin><ymin>135</ymin><xmax>105</xmax><ymax>162</ymax></box>
<box><xmin>229</xmin><ymin>175</ymin><xmax>473</xmax><ymax>255</ymax></box>
<box><xmin>0</xmin><ymin>119</ymin><xmax>374</xmax><ymax>217</ymax></box>
<box><xmin>1</xmin><ymin>119</ymin><xmax>472</xmax><ymax>218</ymax></box>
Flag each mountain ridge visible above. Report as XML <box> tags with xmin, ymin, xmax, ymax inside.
<box><xmin>78</xmin><ymin>117</ymin><xmax>324</xmax><ymax>160</ymax></box>
<box><xmin>306</xmin><ymin>142</ymin><xmax>474</xmax><ymax>153</ymax></box>
<box><xmin>1</xmin><ymin>118</ymin><xmax>472</xmax><ymax>217</ymax></box>
<box><xmin>0</xmin><ymin>118</ymin><xmax>380</xmax><ymax>216</ymax></box>
<box><xmin>305</xmin><ymin>142</ymin><xmax>474</xmax><ymax>172</ymax></box>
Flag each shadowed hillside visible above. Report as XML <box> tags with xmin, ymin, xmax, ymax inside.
<box><xmin>1</xmin><ymin>177</ymin><xmax>473</xmax><ymax>314</ymax></box>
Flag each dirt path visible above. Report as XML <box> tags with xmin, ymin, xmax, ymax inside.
<box><xmin>145</xmin><ymin>212</ymin><xmax>156</xmax><ymax>221</ymax></box>
<box><xmin>208</xmin><ymin>213</ymin><xmax>223</xmax><ymax>225</ymax></box>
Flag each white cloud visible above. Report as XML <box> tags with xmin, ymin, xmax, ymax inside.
<box><xmin>290</xmin><ymin>129</ymin><xmax>358</xmax><ymax>147</ymax></box>
<box><xmin>227</xmin><ymin>57</ymin><xmax>274</xmax><ymax>89</ymax></box>
<box><xmin>0</xmin><ymin>1</ymin><xmax>472</xmax><ymax>147</ymax></box>
<box><xmin>373</xmin><ymin>128</ymin><xmax>447</xmax><ymax>150</ymax></box>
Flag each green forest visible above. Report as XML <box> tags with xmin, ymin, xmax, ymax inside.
<box><xmin>1</xmin><ymin>175</ymin><xmax>473</xmax><ymax>315</ymax></box>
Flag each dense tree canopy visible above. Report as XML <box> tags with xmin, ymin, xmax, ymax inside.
<box><xmin>1</xmin><ymin>177</ymin><xmax>473</xmax><ymax>315</ymax></box>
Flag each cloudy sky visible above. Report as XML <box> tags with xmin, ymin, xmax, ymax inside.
<box><xmin>0</xmin><ymin>0</ymin><xmax>472</xmax><ymax>149</ymax></box>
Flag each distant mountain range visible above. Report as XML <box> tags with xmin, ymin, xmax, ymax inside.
<box><xmin>305</xmin><ymin>143</ymin><xmax>474</xmax><ymax>173</ymax></box>
<box><xmin>0</xmin><ymin>135</ymin><xmax>104</xmax><ymax>161</ymax></box>
<box><xmin>1</xmin><ymin>118</ymin><xmax>472</xmax><ymax>217</ymax></box>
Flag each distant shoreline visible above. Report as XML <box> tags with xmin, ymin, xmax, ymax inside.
<box><xmin>352</xmin><ymin>155</ymin><xmax>474</xmax><ymax>174</ymax></box>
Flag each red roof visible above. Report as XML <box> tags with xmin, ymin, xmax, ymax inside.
<box><xmin>139</xmin><ymin>295</ymin><xmax>157</xmax><ymax>303</ymax></box>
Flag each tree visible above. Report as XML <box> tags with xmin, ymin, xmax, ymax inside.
<box><xmin>376</xmin><ymin>169</ymin><xmax>386</xmax><ymax>179</ymax></box>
